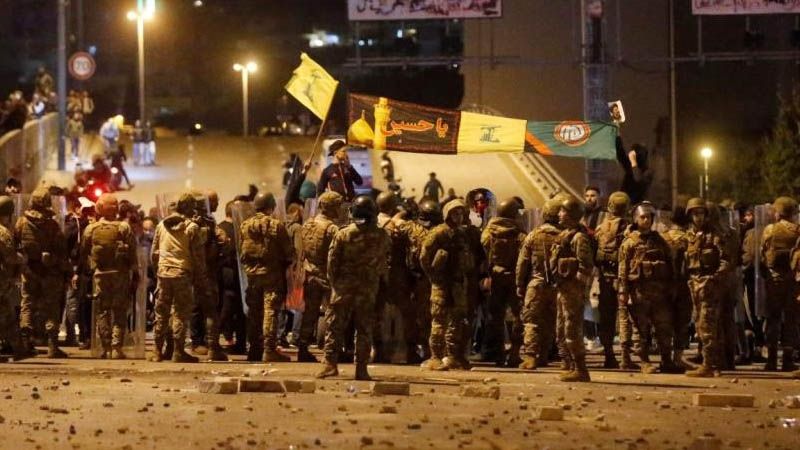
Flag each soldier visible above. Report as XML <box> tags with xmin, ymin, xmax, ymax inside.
<box><xmin>684</xmin><ymin>197</ymin><xmax>731</xmax><ymax>377</ymax></box>
<box><xmin>150</xmin><ymin>192</ymin><xmax>205</xmax><ymax>363</ymax></box>
<box><xmin>661</xmin><ymin>204</ymin><xmax>693</xmax><ymax>369</ymax></box>
<box><xmin>516</xmin><ymin>197</ymin><xmax>561</xmax><ymax>370</ymax></box>
<box><xmin>420</xmin><ymin>199</ymin><xmax>474</xmax><ymax>371</ymax></box>
<box><xmin>298</xmin><ymin>191</ymin><xmax>343</xmax><ymax>362</ymax></box>
<box><xmin>402</xmin><ymin>198</ymin><xmax>443</xmax><ymax>361</ymax></box>
<box><xmin>317</xmin><ymin>196</ymin><xmax>389</xmax><ymax>380</ymax></box>
<box><xmin>593</xmin><ymin>191</ymin><xmax>631</xmax><ymax>368</ymax></box>
<box><xmin>217</xmin><ymin>200</ymin><xmax>246</xmax><ymax>354</ymax></box>
<box><xmin>78</xmin><ymin>194</ymin><xmax>138</xmax><ymax>359</ymax></box>
<box><xmin>761</xmin><ymin>197</ymin><xmax>800</xmax><ymax>372</ymax></box>
<box><xmin>239</xmin><ymin>193</ymin><xmax>294</xmax><ymax>362</ymax></box>
<box><xmin>714</xmin><ymin>202</ymin><xmax>741</xmax><ymax>370</ymax></box>
<box><xmin>0</xmin><ymin>196</ymin><xmax>30</xmax><ymax>362</ymax></box>
<box><xmin>16</xmin><ymin>186</ymin><xmax>70</xmax><ymax>358</ymax></box>
<box><xmin>189</xmin><ymin>190</ymin><xmax>228</xmax><ymax>361</ymax></box>
<box><xmin>618</xmin><ymin>202</ymin><xmax>682</xmax><ymax>374</ymax></box>
<box><xmin>481</xmin><ymin>197</ymin><xmax>525</xmax><ymax>367</ymax></box>
<box><xmin>550</xmin><ymin>196</ymin><xmax>594</xmax><ymax>382</ymax></box>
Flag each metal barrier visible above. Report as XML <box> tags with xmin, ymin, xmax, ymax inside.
<box><xmin>0</xmin><ymin>112</ymin><xmax>59</xmax><ymax>192</ymax></box>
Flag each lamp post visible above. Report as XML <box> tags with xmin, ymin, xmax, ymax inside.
<box><xmin>233</xmin><ymin>62</ymin><xmax>257</xmax><ymax>137</ymax></box>
<box><xmin>127</xmin><ymin>4</ymin><xmax>154</xmax><ymax>124</ymax></box>
<box><xmin>701</xmin><ymin>147</ymin><xmax>712</xmax><ymax>198</ymax></box>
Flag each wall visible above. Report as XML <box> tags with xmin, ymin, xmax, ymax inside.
<box><xmin>0</xmin><ymin>112</ymin><xmax>59</xmax><ymax>192</ymax></box>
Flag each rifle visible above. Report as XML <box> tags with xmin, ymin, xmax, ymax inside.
<box><xmin>542</xmin><ymin>234</ymin><xmax>554</xmax><ymax>287</ymax></box>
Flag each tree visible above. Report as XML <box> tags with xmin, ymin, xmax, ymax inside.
<box><xmin>761</xmin><ymin>87</ymin><xmax>800</xmax><ymax>198</ymax></box>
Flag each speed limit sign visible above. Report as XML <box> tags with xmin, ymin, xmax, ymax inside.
<box><xmin>68</xmin><ymin>52</ymin><xmax>96</xmax><ymax>81</ymax></box>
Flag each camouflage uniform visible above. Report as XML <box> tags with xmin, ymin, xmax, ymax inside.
<box><xmin>322</xmin><ymin>222</ymin><xmax>389</xmax><ymax>371</ymax></box>
<box><xmin>661</xmin><ymin>223</ymin><xmax>692</xmax><ymax>365</ymax></box>
<box><xmin>80</xmin><ymin>217</ymin><xmax>138</xmax><ymax>357</ymax></box>
<box><xmin>420</xmin><ymin>201</ymin><xmax>474</xmax><ymax>370</ymax></box>
<box><xmin>16</xmin><ymin>189</ymin><xmax>70</xmax><ymax>357</ymax></box>
<box><xmin>150</xmin><ymin>211</ymin><xmax>205</xmax><ymax>362</ymax></box>
<box><xmin>402</xmin><ymin>219</ymin><xmax>435</xmax><ymax>359</ymax></box>
<box><xmin>191</xmin><ymin>208</ymin><xmax>228</xmax><ymax>360</ymax></box>
<box><xmin>377</xmin><ymin>212</ymin><xmax>416</xmax><ymax>362</ymax></box>
<box><xmin>239</xmin><ymin>211</ymin><xmax>294</xmax><ymax>360</ymax></box>
<box><xmin>685</xmin><ymin>200</ymin><xmax>731</xmax><ymax>376</ymax></box>
<box><xmin>481</xmin><ymin>216</ymin><xmax>525</xmax><ymax>366</ymax></box>
<box><xmin>516</xmin><ymin>217</ymin><xmax>560</xmax><ymax>368</ymax></box>
<box><xmin>618</xmin><ymin>228</ymin><xmax>677</xmax><ymax>372</ymax></box>
<box><xmin>762</xmin><ymin>214</ymin><xmax>800</xmax><ymax>370</ymax></box>
<box><xmin>0</xmin><ymin>216</ymin><xmax>26</xmax><ymax>360</ymax></box>
<box><xmin>298</xmin><ymin>201</ymin><xmax>340</xmax><ymax>360</ymax></box>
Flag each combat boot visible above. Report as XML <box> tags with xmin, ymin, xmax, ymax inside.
<box><xmin>405</xmin><ymin>346</ymin><xmax>422</xmax><ymax>365</ymax></box>
<box><xmin>518</xmin><ymin>356</ymin><xmax>537</xmax><ymax>371</ymax></box>
<box><xmin>316</xmin><ymin>360</ymin><xmax>339</xmax><ymax>379</ymax></box>
<box><xmin>442</xmin><ymin>355</ymin><xmax>471</xmax><ymax>371</ymax></box>
<box><xmin>246</xmin><ymin>345</ymin><xmax>263</xmax><ymax>362</ymax></box>
<box><xmin>47</xmin><ymin>338</ymin><xmax>68</xmax><ymax>359</ymax></box>
<box><xmin>620</xmin><ymin>348</ymin><xmax>639</xmax><ymax>371</ymax></box>
<box><xmin>206</xmin><ymin>346</ymin><xmax>228</xmax><ymax>362</ymax></box>
<box><xmin>172</xmin><ymin>349</ymin><xmax>199</xmax><ymax>363</ymax></box>
<box><xmin>603</xmin><ymin>348</ymin><xmax>620</xmax><ymax>369</ymax></box>
<box><xmin>506</xmin><ymin>347</ymin><xmax>523</xmax><ymax>368</ymax></box>
<box><xmin>297</xmin><ymin>346</ymin><xmax>318</xmax><ymax>363</ymax></box>
<box><xmin>149</xmin><ymin>338</ymin><xmax>164</xmax><ymax>362</ymax></box>
<box><xmin>192</xmin><ymin>344</ymin><xmax>208</xmax><ymax>356</ymax></box>
<box><xmin>765</xmin><ymin>346</ymin><xmax>778</xmax><ymax>371</ymax></box>
<box><xmin>262</xmin><ymin>349</ymin><xmax>291</xmax><ymax>363</ymax></box>
<box><xmin>355</xmin><ymin>363</ymin><xmax>372</xmax><ymax>381</ymax></box>
<box><xmin>560</xmin><ymin>356</ymin><xmax>590</xmax><ymax>382</ymax></box>
<box><xmin>420</xmin><ymin>357</ymin><xmax>447</xmax><ymax>371</ymax></box>
<box><xmin>163</xmin><ymin>336</ymin><xmax>174</xmax><ymax>361</ymax></box>
<box><xmin>111</xmin><ymin>348</ymin><xmax>127</xmax><ymax>360</ymax></box>
<box><xmin>673</xmin><ymin>349</ymin><xmax>692</xmax><ymax>370</ymax></box>
<box><xmin>19</xmin><ymin>331</ymin><xmax>37</xmax><ymax>357</ymax></box>
<box><xmin>685</xmin><ymin>365</ymin><xmax>716</xmax><ymax>378</ymax></box>
<box><xmin>781</xmin><ymin>347</ymin><xmax>798</xmax><ymax>372</ymax></box>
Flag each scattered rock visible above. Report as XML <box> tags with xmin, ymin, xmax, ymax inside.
<box><xmin>371</xmin><ymin>382</ymin><xmax>410</xmax><ymax>396</ymax></box>
<box><xmin>119</xmin><ymin>378</ymin><xmax>132</xmax><ymax>383</ymax></box>
<box><xmin>283</xmin><ymin>380</ymin><xmax>316</xmax><ymax>394</ymax></box>
<box><xmin>238</xmin><ymin>379</ymin><xmax>285</xmax><ymax>393</ymax></box>
<box><xmin>50</xmin><ymin>408</ymin><xmax>69</xmax><ymax>415</ymax></box>
<box><xmin>692</xmin><ymin>394</ymin><xmax>755</xmax><ymax>408</ymax></box>
<box><xmin>482</xmin><ymin>377</ymin><xmax>497</xmax><ymax>383</ymax></box>
<box><xmin>460</xmin><ymin>386</ymin><xmax>500</xmax><ymax>400</ymax></box>
<box><xmin>533</xmin><ymin>407</ymin><xmax>564</xmax><ymax>421</ymax></box>
<box><xmin>380</xmin><ymin>406</ymin><xmax>398</xmax><ymax>414</ymax></box>
<box><xmin>407</xmin><ymin>423</ymin><xmax>421</xmax><ymax>430</ymax></box>
<box><xmin>214</xmin><ymin>406</ymin><xmax>226</xmax><ymax>412</ymax></box>
<box><xmin>659</xmin><ymin>402</ymin><xmax>671</xmax><ymax>409</ymax></box>
<box><xmin>198</xmin><ymin>380</ymin><xmax>238</xmax><ymax>395</ymax></box>
<box><xmin>785</xmin><ymin>396</ymin><xmax>800</xmax><ymax>409</ymax></box>
<box><xmin>360</xmin><ymin>436</ymin><xmax>374</xmax><ymax>445</ymax></box>
<box><xmin>689</xmin><ymin>436</ymin><xmax>722</xmax><ymax>450</ymax></box>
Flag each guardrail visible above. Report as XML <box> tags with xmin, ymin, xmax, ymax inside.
<box><xmin>0</xmin><ymin>112</ymin><xmax>59</xmax><ymax>192</ymax></box>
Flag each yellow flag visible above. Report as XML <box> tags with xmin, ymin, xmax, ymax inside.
<box><xmin>456</xmin><ymin>112</ymin><xmax>527</xmax><ymax>154</ymax></box>
<box><xmin>285</xmin><ymin>53</ymin><xmax>338</xmax><ymax>120</ymax></box>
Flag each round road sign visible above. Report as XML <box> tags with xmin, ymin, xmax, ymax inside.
<box><xmin>69</xmin><ymin>52</ymin><xmax>96</xmax><ymax>81</ymax></box>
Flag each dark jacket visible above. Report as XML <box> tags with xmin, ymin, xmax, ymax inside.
<box><xmin>317</xmin><ymin>162</ymin><xmax>363</xmax><ymax>202</ymax></box>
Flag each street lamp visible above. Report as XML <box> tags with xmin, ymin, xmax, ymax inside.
<box><xmin>127</xmin><ymin>4</ymin><xmax>154</xmax><ymax>125</ymax></box>
<box><xmin>700</xmin><ymin>147</ymin><xmax>712</xmax><ymax>198</ymax></box>
<box><xmin>233</xmin><ymin>62</ymin><xmax>257</xmax><ymax>137</ymax></box>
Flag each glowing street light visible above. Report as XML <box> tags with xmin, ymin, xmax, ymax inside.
<box><xmin>233</xmin><ymin>61</ymin><xmax>258</xmax><ymax>137</ymax></box>
<box><xmin>127</xmin><ymin>4</ymin><xmax>154</xmax><ymax>124</ymax></box>
<box><xmin>700</xmin><ymin>147</ymin><xmax>712</xmax><ymax>198</ymax></box>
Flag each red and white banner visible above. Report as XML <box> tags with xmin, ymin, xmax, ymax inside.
<box><xmin>348</xmin><ymin>0</ymin><xmax>502</xmax><ymax>21</ymax></box>
<box><xmin>693</xmin><ymin>0</ymin><xmax>800</xmax><ymax>15</ymax></box>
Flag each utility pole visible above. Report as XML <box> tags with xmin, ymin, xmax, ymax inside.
<box><xmin>669</xmin><ymin>0</ymin><xmax>678</xmax><ymax>208</ymax></box>
<box><xmin>57</xmin><ymin>0</ymin><xmax>67</xmax><ymax>170</ymax></box>
<box><xmin>580</xmin><ymin>0</ymin><xmax>608</xmax><ymax>193</ymax></box>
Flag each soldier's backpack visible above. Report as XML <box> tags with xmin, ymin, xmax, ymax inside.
<box><xmin>487</xmin><ymin>227</ymin><xmax>522</xmax><ymax>271</ymax></box>
<box><xmin>765</xmin><ymin>221</ymin><xmax>800</xmax><ymax>272</ymax></box>
<box><xmin>91</xmin><ymin>221</ymin><xmax>125</xmax><ymax>271</ymax></box>
<box><xmin>302</xmin><ymin>217</ymin><xmax>334</xmax><ymax>270</ymax></box>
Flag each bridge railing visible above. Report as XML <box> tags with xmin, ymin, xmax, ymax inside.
<box><xmin>0</xmin><ymin>112</ymin><xmax>58</xmax><ymax>192</ymax></box>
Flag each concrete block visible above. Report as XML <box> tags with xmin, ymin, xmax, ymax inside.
<box><xmin>198</xmin><ymin>380</ymin><xmax>238</xmax><ymax>395</ymax></box>
<box><xmin>692</xmin><ymin>394</ymin><xmax>754</xmax><ymax>408</ymax></box>
<box><xmin>533</xmin><ymin>407</ymin><xmax>564</xmax><ymax>421</ymax></box>
<box><xmin>238</xmin><ymin>379</ymin><xmax>285</xmax><ymax>393</ymax></box>
<box><xmin>283</xmin><ymin>380</ymin><xmax>316</xmax><ymax>393</ymax></box>
<box><xmin>459</xmin><ymin>385</ymin><xmax>500</xmax><ymax>400</ymax></box>
<box><xmin>371</xmin><ymin>382</ymin><xmax>410</xmax><ymax>396</ymax></box>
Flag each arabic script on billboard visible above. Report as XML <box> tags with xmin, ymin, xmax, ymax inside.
<box><xmin>693</xmin><ymin>0</ymin><xmax>800</xmax><ymax>15</ymax></box>
<box><xmin>348</xmin><ymin>0</ymin><xmax>502</xmax><ymax>21</ymax></box>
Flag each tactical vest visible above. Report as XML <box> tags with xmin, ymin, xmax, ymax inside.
<box><xmin>765</xmin><ymin>221</ymin><xmax>800</xmax><ymax>273</ymax></box>
<box><xmin>90</xmin><ymin>220</ymin><xmax>128</xmax><ymax>271</ymax></box>
<box><xmin>595</xmin><ymin>216</ymin><xmax>627</xmax><ymax>268</ymax></box>
<box><xmin>301</xmin><ymin>216</ymin><xmax>335</xmax><ymax>274</ymax></box>
<box><xmin>241</xmin><ymin>215</ymin><xmax>280</xmax><ymax>266</ymax></box>
<box><xmin>487</xmin><ymin>227</ymin><xmax>521</xmax><ymax>271</ymax></box>
<box><xmin>381</xmin><ymin>219</ymin><xmax>409</xmax><ymax>271</ymax></box>
<box><xmin>530</xmin><ymin>224</ymin><xmax>560</xmax><ymax>276</ymax></box>
<box><xmin>550</xmin><ymin>227</ymin><xmax>586</xmax><ymax>281</ymax></box>
<box><xmin>686</xmin><ymin>230</ymin><xmax>721</xmax><ymax>275</ymax></box>
<box><xmin>661</xmin><ymin>227</ymin><xmax>688</xmax><ymax>279</ymax></box>
<box><xmin>625</xmin><ymin>232</ymin><xmax>670</xmax><ymax>282</ymax></box>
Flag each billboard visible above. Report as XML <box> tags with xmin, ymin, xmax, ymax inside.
<box><xmin>348</xmin><ymin>0</ymin><xmax>502</xmax><ymax>21</ymax></box>
<box><xmin>693</xmin><ymin>0</ymin><xmax>800</xmax><ymax>15</ymax></box>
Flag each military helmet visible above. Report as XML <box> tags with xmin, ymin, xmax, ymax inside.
<box><xmin>376</xmin><ymin>191</ymin><xmax>399</xmax><ymax>215</ymax></box>
<box><xmin>318</xmin><ymin>191</ymin><xmax>343</xmax><ymax>215</ymax></box>
<box><xmin>95</xmin><ymin>193</ymin><xmax>119</xmax><ymax>218</ymax></box>
<box><xmin>253</xmin><ymin>192</ymin><xmax>277</xmax><ymax>212</ymax></box>
<box><xmin>542</xmin><ymin>197</ymin><xmax>562</xmax><ymax>222</ymax></box>
<box><xmin>443</xmin><ymin>199</ymin><xmax>467</xmax><ymax>223</ymax></box>
<box><xmin>497</xmin><ymin>198</ymin><xmax>522</xmax><ymax>219</ymax></box>
<box><xmin>560</xmin><ymin>196</ymin><xmax>584</xmax><ymax>222</ymax></box>
<box><xmin>0</xmin><ymin>195</ymin><xmax>14</xmax><ymax>217</ymax></box>
<box><xmin>418</xmin><ymin>199</ymin><xmax>443</xmax><ymax>225</ymax></box>
<box><xmin>175</xmin><ymin>192</ymin><xmax>196</xmax><ymax>216</ymax></box>
<box><xmin>30</xmin><ymin>186</ymin><xmax>52</xmax><ymax>211</ymax></box>
<box><xmin>351</xmin><ymin>195</ymin><xmax>377</xmax><ymax>221</ymax></box>
<box><xmin>633</xmin><ymin>201</ymin><xmax>656</xmax><ymax>218</ymax></box>
<box><xmin>773</xmin><ymin>196</ymin><xmax>798</xmax><ymax>218</ymax></box>
<box><xmin>607</xmin><ymin>191</ymin><xmax>631</xmax><ymax>215</ymax></box>
<box><xmin>685</xmin><ymin>197</ymin><xmax>707</xmax><ymax>215</ymax></box>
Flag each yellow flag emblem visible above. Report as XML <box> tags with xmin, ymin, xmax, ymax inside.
<box><xmin>285</xmin><ymin>53</ymin><xmax>338</xmax><ymax>120</ymax></box>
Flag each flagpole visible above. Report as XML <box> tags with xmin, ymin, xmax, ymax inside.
<box><xmin>304</xmin><ymin>84</ymin><xmax>337</xmax><ymax>170</ymax></box>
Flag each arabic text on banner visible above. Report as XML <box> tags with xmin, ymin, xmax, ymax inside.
<box><xmin>284</xmin><ymin>53</ymin><xmax>338</xmax><ymax>120</ymax></box>
<box><xmin>524</xmin><ymin>121</ymin><xmax>618</xmax><ymax>160</ymax></box>
<box><xmin>347</xmin><ymin>93</ymin><xmax>460</xmax><ymax>155</ymax></box>
<box><xmin>457</xmin><ymin>112</ymin><xmax>527</xmax><ymax>154</ymax></box>
<box><xmin>347</xmin><ymin>0</ymin><xmax>502</xmax><ymax>21</ymax></box>
<box><xmin>692</xmin><ymin>0</ymin><xmax>800</xmax><ymax>15</ymax></box>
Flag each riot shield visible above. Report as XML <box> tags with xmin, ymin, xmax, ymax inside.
<box><xmin>520</xmin><ymin>208</ymin><xmax>542</xmax><ymax>233</ymax></box>
<box><xmin>11</xmin><ymin>194</ymin><xmax>67</xmax><ymax>231</ymax></box>
<box><xmin>155</xmin><ymin>192</ymin><xmax>210</xmax><ymax>220</ymax></box>
<box><xmin>654</xmin><ymin>209</ymin><xmax>671</xmax><ymax>234</ymax></box>
<box><xmin>753</xmin><ymin>204</ymin><xmax>773</xmax><ymax>318</ymax></box>
<box><xmin>90</xmin><ymin>245</ymin><xmax>148</xmax><ymax>359</ymax></box>
<box><xmin>230</xmin><ymin>202</ymin><xmax>256</xmax><ymax>314</ymax></box>
<box><xmin>303</xmin><ymin>198</ymin><xmax>318</xmax><ymax>222</ymax></box>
